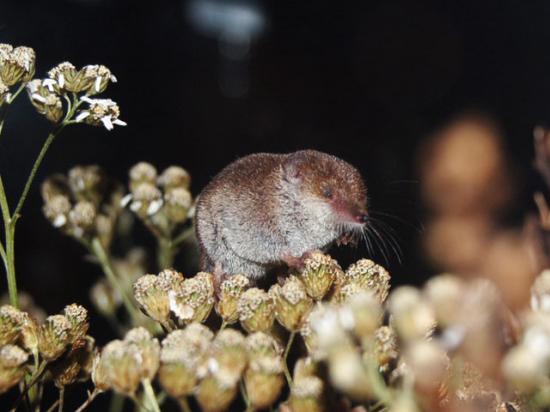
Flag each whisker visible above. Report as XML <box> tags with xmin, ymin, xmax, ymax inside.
<box><xmin>369</xmin><ymin>210</ymin><xmax>425</xmax><ymax>233</ymax></box>
<box><xmin>369</xmin><ymin>219</ymin><xmax>403</xmax><ymax>264</ymax></box>
<box><xmin>365</xmin><ymin>224</ymin><xmax>390</xmax><ymax>265</ymax></box>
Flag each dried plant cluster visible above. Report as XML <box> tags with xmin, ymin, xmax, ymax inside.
<box><xmin>2</xmin><ymin>43</ymin><xmax>550</xmax><ymax>412</ymax></box>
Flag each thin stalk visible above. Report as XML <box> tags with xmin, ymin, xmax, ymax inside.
<box><xmin>0</xmin><ymin>176</ymin><xmax>16</xmax><ymax>306</ymax></box>
<box><xmin>57</xmin><ymin>386</ymin><xmax>64</xmax><ymax>412</ymax></box>
<box><xmin>89</xmin><ymin>237</ymin><xmax>141</xmax><ymax>322</ymax></box>
<box><xmin>11</xmin><ymin>360</ymin><xmax>48</xmax><ymax>411</ymax></box>
<box><xmin>157</xmin><ymin>236</ymin><xmax>175</xmax><ymax>270</ymax></box>
<box><xmin>172</xmin><ymin>225</ymin><xmax>194</xmax><ymax>246</ymax></box>
<box><xmin>282</xmin><ymin>331</ymin><xmax>296</xmax><ymax>385</ymax></box>
<box><xmin>365</xmin><ymin>361</ymin><xmax>392</xmax><ymax>406</ymax></box>
<box><xmin>240</xmin><ymin>380</ymin><xmax>252</xmax><ymax>412</ymax></box>
<box><xmin>45</xmin><ymin>399</ymin><xmax>60</xmax><ymax>412</ymax></box>
<box><xmin>142</xmin><ymin>379</ymin><xmax>161</xmax><ymax>412</ymax></box>
<box><xmin>75</xmin><ymin>389</ymin><xmax>100</xmax><ymax>412</ymax></box>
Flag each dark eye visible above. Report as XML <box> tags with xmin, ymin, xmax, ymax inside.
<box><xmin>322</xmin><ymin>187</ymin><xmax>333</xmax><ymax>198</ymax></box>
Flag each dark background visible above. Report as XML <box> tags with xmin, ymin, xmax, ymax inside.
<box><xmin>0</xmin><ymin>0</ymin><xmax>547</xmax><ymax>408</ymax></box>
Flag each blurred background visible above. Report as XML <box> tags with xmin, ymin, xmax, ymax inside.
<box><xmin>1</xmin><ymin>0</ymin><xmax>548</xmax><ymax>344</ymax></box>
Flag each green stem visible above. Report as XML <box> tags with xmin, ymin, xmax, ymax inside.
<box><xmin>0</xmin><ymin>176</ymin><xmax>16</xmax><ymax>306</ymax></box>
<box><xmin>282</xmin><ymin>331</ymin><xmax>296</xmax><ymax>385</ymax></box>
<box><xmin>108</xmin><ymin>393</ymin><xmax>124</xmax><ymax>412</ymax></box>
<box><xmin>89</xmin><ymin>237</ymin><xmax>141</xmax><ymax>323</ymax></box>
<box><xmin>142</xmin><ymin>379</ymin><xmax>161</xmax><ymax>412</ymax></box>
<box><xmin>366</xmin><ymin>361</ymin><xmax>392</xmax><ymax>406</ymax></box>
<box><xmin>172</xmin><ymin>225</ymin><xmax>194</xmax><ymax>246</ymax></box>
<box><xmin>157</xmin><ymin>236</ymin><xmax>175</xmax><ymax>270</ymax></box>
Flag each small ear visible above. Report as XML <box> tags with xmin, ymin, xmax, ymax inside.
<box><xmin>282</xmin><ymin>153</ymin><xmax>306</xmax><ymax>183</ymax></box>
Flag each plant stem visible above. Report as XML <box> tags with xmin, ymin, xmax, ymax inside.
<box><xmin>282</xmin><ymin>331</ymin><xmax>296</xmax><ymax>385</ymax></box>
<box><xmin>89</xmin><ymin>237</ymin><xmax>141</xmax><ymax>323</ymax></box>
<box><xmin>172</xmin><ymin>225</ymin><xmax>194</xmax><ymax>246</ymax></box>
<box><xmin>75</xmin><ymin>389</ymin><xmax>100</xmax><ymax>412</ymax></box>
<box><xmin>57</xmin><ymin>386</ymin><xmax>64</xmax><ymax>412</ymax></box>
<box><xmin>142</xmin><ymin>379</ymin><xmax>161</xmax><ymax>412</ymax></box>
<box><xmin>0</xmin><ymin>176</ymin><xmax>16</xmax><ymax>306</ymax></box>
<box><xmin>366</xmin><ymin>361</ymin><xmax>392</xmax><ymax>406</ymax></box>
<box><xmin>157</xmin><ymin>236</ymin><xmax>175</xmax><ymax>270</ymax></box>
<box><xmin>108</xmin><ymin>393</ymin><xmax>124</xmax><ymax>412</ymax></box>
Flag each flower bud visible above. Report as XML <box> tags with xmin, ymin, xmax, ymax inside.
<box><xmin>48</xmin><ymin>62</ymin><xmax>85</xmax><ymax>93</ymax></box>
<box><xmin>158</xmin><ymin>166</ymin><xmax>191</xmax><ymax>190</ymax></box>
<box><xmin>19</xmin><ymin>312</ymin><xmax>40</xmax><ymax>354</ymax></box>
<box><xmin>215</xmin><ymin>274</ymin><xmax>250</xmax><ymax>324</ymax></box>
<box><xmin>0</xmin><ymin>344</ymin><xmax>28</xmax><ymax>394</ymax></box>
<box><xmin>327</xmin><ymin>346</ymin><xmax>372</xmax><ymax>401</ymax></box>
<box><xmin>388</xmin><ymin>286</ymin><xmax>436</xmax><ymax>342</ymax></box>
<box><xmin>81</xmin><ymin>64</ymin><xmax>117</xmax><ymax>95</ymax></box>
<box><xmin>26</xmin><ymin>79</ymin><xmax>64</xmax><ymax>123</ymax></box>
<box><xmin>195</xmin><ymin>367</ymin><xmax>240</xmax><ymax>412</ymax></box>
<box><xmin>404</xmin><ymin>340</ymin><xmax>449</xmax><ymax>393</ymax></box>
<box><xmin>0</xmin><ymin>45</ymin><xmax>35</xmax><ymax>85</ymax></box>
<box><xmin>344</xmin><ymin>259</ymin><xmax>391</xmax><ymax>302</ymax></box>
<box><xmin>531</xmin><ymin>269</ymin><xmax>550</xmax><ymax>313</ymax></box>
<box><xmin>237</xmin><ymin>287</ymin><xmax>275</xmax><ymax>333</ymax></box>
<box><xmin>97</xmin><ymin>339</ymin><xmax>142</xmax><ymax>395</ymax></box>
<box><xmin>38</xmin><ymin>315</ymin><xmax>72</xmax><ymax>361</ymax></box>
<box><xmin>245</xmin><ymin>332</ymin><xmax>283</xmax><ymax>359</ymax></box>
<box><xmin>159</xmin><ymin>324</ymin><xmax>213</xmax><ymax>398</ymax></box>
<box><xmin>68</xmin><ymin>165</ymin><xmax>105</xmax><ymax>204</ymax></box>
<box><xmin>169</xmin><ymin>272</ymin><xmax>215</xmax><ymax>325</ymax></box>
<box><xmin>43</xmin><ymin>194</ymin><xmax>71</xmax><ymax>228</ymax></box>
<box><xmin>129</xmin><ymin>162</ymin><xmax>157</xmax><ymax>192</ymax></box>
<box><xmin>164</xmin><ymin>187</ymin><xmax>192</xmax><ymax>223</ymax></box>
<box><xmin>134</xmin><ymin>274</ymin><xmax>171</xmax><ymax>327</ymax></box>
<box><xmin>209</xmin><ymin>329</ymin><xmax>248</xmax><ymax>375</ymax></box>
<box><xmin>244</xmin><ymin>356</ymin><xmax>285</xmax><ymax>409</ymax></box>
<box><xmin>299</xmin><ymin>252</ymin><xmax>341</xmax><ymax>300</ymax></box>
<box><xmin>502</xmin><ymin>344</ymin><xmax>546</xmax><ymax>393</ymax></box>
<box><xmin>76</xmin><ymin>96</ymin><xmax>126</xmax><ymax>130</ymax></box>
<box><xmin>269</xmin><ymin>276</ymin><xmax>313</xmax><ymax>331</ymax></box>
<box><xmin>91</xmin><ymin>352</ymin><xmax>109</xmax><ymax>392</ymax></box>
<box><xmin>0</xmin><ymin>305</ymin><xmax>24</xmax><ymax>345</ymax></box>
<box><xmin>331</xmin><ymin>282</ymin><xmax>363</xmax><ymax>305</ymax></box>
<box><xmin>345</xmin><ymin>291</ymin><xmax>383</xmax><ymax>340</ymax></box>
<box><xmin>424</xmin><ymin>274</ymin><xmax>465</xmax><ymax>327</ymax></box>
<box><xmin>127</xmin><ymin>182</ymin><xmax>163</xmax><ymax>217</ymax></box>
<box><xmin>63</xmin><ymin>303</ymin><xmax>89</xmax><ymax>344</ymax></box>
<box><xmin>289</xmin><ymin>376</ymin><xmax>324</xmax><ymax>412</ymax></box>
<box><xmin>68</xmin><ymin>201</ymin><xmax>96</xmax><ymax>238</ymax></box>
<box><xmin>124</xmin><ymin>327</ymin><xmax>160</xmax><ymax>381</ymax></box>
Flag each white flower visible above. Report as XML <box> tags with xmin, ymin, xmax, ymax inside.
<box><xmin>76</xmin><ymin>96</ymin><xmax>127</xmax><ymax>130</ymax></box>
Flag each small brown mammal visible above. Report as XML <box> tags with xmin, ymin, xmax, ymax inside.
<box><xmin>196</xmin><ymin>150</ymin><xmax>368</xmax><ymax>280</ymax></box>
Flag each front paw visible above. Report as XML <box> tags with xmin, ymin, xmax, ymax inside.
<box><xmin>336</xmin><ymin>232</ymin><xmax>357</xmax><ymax>247</ymax></box>
<box><xmin>281</xmin><ymin>250</ymin><xmax>320</xmax><ymax>272</ymax></box>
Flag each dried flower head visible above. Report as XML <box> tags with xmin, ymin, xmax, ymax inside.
<box><xmin>195</xmin><ymin>367</ymin><xmax>240</xmax><ymax>412</ymax></box>
<box><xmin>164</xmin><ymin>187</ymin><xmax>193</xmax><ymax>223</ymax></box>
<box><xmin>68</xmin><ymin>201</ymin><xmax>96</xmax><ymax>238</ymax></box>
<box><xmin>126</xmin><ymin>182</ymin><xmax>163</xmax><ymax>217</ymax></box>
<box><xmin>215</xmin><ymin>274</ymin><xmax>250</xmax><ymax>324</ymax></box>
<box><xmin>245</xmin><ymin>332</ymin><xmax>283</xmax><ymax>359</ymax></box>
<box><xmin>19</xmin><ymin>312</ymin><xmax>40</xmax><ymax>354</ymax></box>
<box><xmin>289</xmin><ymin>376</ymin><xmax>324</xmax><ymax>412</ymax></box>
<box><xmin>299</xmin><ymin>252</ymin><xmax>341</xmax><ymax>300</ymax></box>
<box><xmin>124</xmin><ymin>327</ymin><xmax>160</xmax><ymax>381</ymax></box>
<box><xmin>76</xmin><ymin>96</ymin><xmax>126</xmax><ymax>130</ymax></box>
<box><xmin>129</xmin><ymin>162</ymin><xmax>158</xmax><ymax>190</ymax></box>
<box><xmin>0</xmin><ymin>80</ymin><xmax>10</xmax><ymax>106</ymax></box>
<box><xmin>134</xmin><ymin>274</ymin><xmax>172</xmax><ymax>328</ymax></box>
<box><xmin>208</xmin><ymin>328</ymin><xmax>248</xmax><ymax>375</ymax></box>
<box><xmin>531</xmin><ymin>269</ymin><xmax>550</xmax><ymax>313</ymax></box>
<box><xmin>344</xmin><ymin>259</ymin><xmax>391</xmax><ymax>302</ymax></box>
<box><xmin>502</xmin><ymin>344</ymin><xmax>547</xmax><ymax>393</ymax></box>
<box><xmin>424</xmin><ymin>274</ymin><xmax>465</xmax><ymax>327</ymax></box>
<box><xmin>159</xmin><ymin>324</ymin><xmax>213</xmax><ymax>398</ymax></box>
<box><xmin>388</xmin><ymin>286</ymin><xmax>436</xmax><ymax>342</ymax></box>
<box><xmin>63</xmin><ymin>303</ymin><xmax>89</xmax><ymax>344</ymax></box>
<box><xmin>327</xmin><ymin>346</ymin><xmax>372</xmax><ymax>401</ymax></box>
<box><xmin>0</xmin><ymin>344</ymin><xmax>28</xmax><ymax>394</ymax></box>
<box><xmin>0</xmin><ymin>304</ymin><xmax>24</xmax><ymax>345</ymax></box>
<box><xmin>344</xmin><ymin>291</ymin><xmax>383</xmax><ymax>339</ymax></box>
<box><xmin>269</xmin><ymin>276</ymin><xmax>313</xmax><ymax>331</ymax></box>
<box><xmin>48</xmin><ymin>62</ymin><xmax>84</xmax><ymax>93</ymax></box>
<box><xmin>26</xmin><ymin>78</ymin><xmax>63</xmax><ymax>123</ymax></box>
<box><xmin>169</xmin><ymin>272</ymin><xmax>215</xmax><ymax>325</ymax></box>
<box><xmin>38</xmin><ymin>314</ymin><xmax>72</xmax><ymax>361</ymax></box>
<box><xmin>68</xmin><ymin>165</ymin><xmax>104</xmax><ymax>203</ymax></box>
<box><xmin>43</xmin><ymin>194</ymin><xmax>72</xmax><ymax>228</ymax></box>
<box><xmin>51</xmin><ymin>335</ymin><xmax>95</xmax><ymax>387</ymax></box>
<box><xmin>237</xmin><ymin>287</ymin><xmax>275</xmax><ymax>333</ymax></box>
<box><xmin>244</xmin><ymin>355</ymin><xmax>285</xmax><ymax>409</ymax></box>
<box><xmin>158</xmin><ymin>166</ymin><xmax>191</xmax><ymax>190</ymax></box>
<box><xmin>0</xmin><ymin>44</ymin><xmax>35</xmax><ymax>85</ymax></box>
<box><xmin>81</xmin><ymin>64</ymin><xmax>117</xmax><ymax>95</ymax></box>
<box><xmin>404</xmin><ymin>340</ymin><xmax>449</xmax><ymax>393</ymax></box>
<box><xmin>97</xmin><ymin>339</ymin><xmax>142</xmax><ymax>394</ymax></box>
